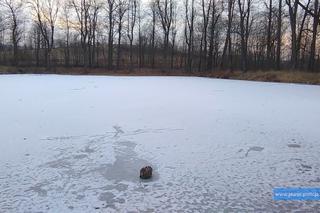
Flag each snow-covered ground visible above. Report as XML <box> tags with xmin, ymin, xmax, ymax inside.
<box><xmin>0</xmin><ymin>75</ymin><xmax>320</xmax><ymax>212</ymax></box>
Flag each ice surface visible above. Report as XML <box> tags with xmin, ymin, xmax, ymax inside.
<box><xmin>0</xmin><ymin>75</ymin><xmax>320</xmax><ymax>212</ymax></box>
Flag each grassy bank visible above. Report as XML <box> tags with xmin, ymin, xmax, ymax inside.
<box><xmin>1</xmin><ymin>65</ymin><xmax>320</xmax><ymax>85</ymax></box>
<box><xmin>207</xmin><ymin>70</ymin><xmax>320</xmax><ymax>85</ymax></box>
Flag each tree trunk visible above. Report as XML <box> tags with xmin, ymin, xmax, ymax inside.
<box><xmin>108</xmin><ymin>10</ymin><xmax>114</xmax><ymax>70</ymax></box>
<box><xmin>276</xmin><ymin>0</ymin><xmax>282</xmax><ymax>70</ymax></box>
<box><xmin>266</xmin><ymin>0</ymin><xmax>272</xmax><ymax>69</ymax></box>
<box><xmin>220</xmin><ymin>0</ymin><xmax>234</xmax><ymax>70</ymax></box>
<box><xmin>308</xmin><ymin>0</ymin><xmax>319</xmax><ymax>71</ymax></box>
<box><xmin>117</xmin><ymin>22</ymin><xmax>122</xmax><ymax>70</ymax></box>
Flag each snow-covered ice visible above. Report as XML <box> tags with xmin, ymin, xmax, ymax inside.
<box><xmin>0</xmin><ymin>75</ymin><xmax>320</xmax><ymax>212</ymax></box>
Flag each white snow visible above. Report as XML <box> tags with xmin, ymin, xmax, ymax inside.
<box><xmin>0</xmin><ymin>75</ymin><xmax>320</xmax><ymax>212</ymax></box>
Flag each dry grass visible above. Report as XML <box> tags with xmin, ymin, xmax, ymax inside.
<box><xmin>0</xmin><ymin>66</ymin><xmax>16</xmax><ymax>74</ymax></box>
<box><xmin>1</xmin><ymin>66</ymin><xmax>320</xmax><ymax>85</ymax></box>
<box><xmin>208</xmin><ymin>70</ymin><xmax>320</xmax><ymax>85</ymax></box>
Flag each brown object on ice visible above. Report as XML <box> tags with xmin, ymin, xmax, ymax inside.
<box><xmin>140</xmin><ymin>166</ymin><xmax>153</xmax><ymax>179</ymax></box>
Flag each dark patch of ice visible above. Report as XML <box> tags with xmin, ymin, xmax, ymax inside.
<box><xmin>98</xmin><ymin>191</ymin><xmax>124</xmax><ymax>207</ymax></box>
<box><xmin>245</xmin><ymin>146</ymin><xmax>264</xmax><ymax>157</ymax></box>
<box><xmin>113</xmin><ymin>126</ymin><xmax>124</xmax><ymax>138</ymax></box>
<box><xmin>103</xmin><ymin>183</ymin><xmax>128</xmax><ymax>192</ymax></box>
<box><xmin>99</xmin><ymin>192</ymin><xmax>115</xmax><ymax>201</ymax></box>
<box><xmin>76</xmin><ymin>194</ymin><xmax>85</xmax><ymax>200</ymax></box>
<box><xmin>312</xmin><ymin>177</ymin><xmax>320</xmax><ymax>183</ymax></box>
<box><xmin>289</xmin><ymin>158</ymin><xmax>302</xmax><ymax>162</ymax></box>
<box><xmin>42</xmin><ymin>135</ymin><xmax>85</xmax><ymax>141</ymax></box>
<box><xmin>287</xmin><ymin>144</ymin><xmax>301</xmax><ymax>148</ymax></box>
<box><xmin>301</xmin><ymin>164</ymin><xmax>312</xmax><ymax>170</ymax></box>
<box><xmin>297</xmin><ymin>163</ymin><xmax>313</xmax><ymax>173</ymax></box>
<box><xmin>71</xmin><ymin>87</ymin><xmax>86</xmax><ymax>91</ymax></box>
<box><xmin>73</xmin><ymin>154</ymin><xmax>88</xmax><ymax>159</ymax></box>
<box><xmin>83</xmin><ymin>146</ymin><xmax>95</xmax><ymax>154</ymax></box>
<box><xmin>25</xmin><ymin>183</ymin><xmax>48</xmax><ymax>197</ymax></box>
<box><xmin>99</xmin><ymin>140</ymin><xmax>156</xmax><ymax>183</ymax></box>
<box><xmin>45</xmin><ymin>158</ymin><xmax>71</xmax><ymax>169</ymax></box>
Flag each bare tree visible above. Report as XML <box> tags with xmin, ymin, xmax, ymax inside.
<box><xmin>221</xmin><ymin>0</ymin><xmax>236</xmax><ymax>70</ymax></box>
<box><xmin>89</xmin><ymin>0</ymin><xmax>100</xmax><ymax>67</ymax></box>
<box><xmin>185</xmin><ymin>0</ymin><xmax>195</xmax><ymax>72</ymax></box>
<box><xmin>170</xmin><ymin>1</ymin><xmax>177</xmax><ymax>69</ymax></box>
<box><xmin>199</xmin><ymin>0</ymin><xmax>212</xmax><ymax>71</ymax></box>
<box><xmin>1</xmin><ymin>0</ymin><xmax>23</xmax><ymax>65</ymax></box>
<box><xmin>61</xmin><ymin>2</ymin><xmax>71</xmax><ymax>67</ymax></box>
<box><xmin>30</xmin><ymin>23</ymin><xmax>41</xmax><ymax>66</ymax></box>
<box><xmin>150</xmin><ymin>0</ymin><xmax>157</xmax><ymax>68</ymax></box>
<box><xmin>70</xmin><ymin>0</ymin><xmax>100</xmax><ymax>67</ymax></box>
<box><xmin>116</xmin><ymin>0</ymin><xmax>127</xmax><ymax>69</ymax></box>
<box><xmin>156</xmin><ymin>0</ymin><xmax>174</xmax><ymax>64</ymax></box>
<box><xmin>106</xmin><ymin>0</ymin><xmax>116</xmax><ymax>70</ymax></box>
<box><xmin>0</xmin><ymin>14</ymin><xmax>5</xmax><ymax>52</ymax></box>
<box><xmin>71</xmin><ymin>0</ymin><xmax>86</xmax><ymax>66</ymax></box>
<box><xmin>276</xmin><ymin>0</ymin><xmax>283</xmax><ymax>70</ymax></box>
<box><xmin>208</xmin><ymin>0</ymin><xmax>222</xmax><ymax>70</ymax></box>
<box><xmin>300</xmin><ymin>0</ymin><xmax>320</xmax><ymax>71</ymax></box>
<box><xmin>127</xmin><ymin>0</ymin><xmax>137</xmax><ymax>69</ymax></box>
<box><xmin>71</xmin><ymin>0</ymin><xmax>89</xmax><ymax>66</ymax></box>
<box><xmin>237</xmin><ymin>0</ymin><xmax>253</xmax><ymax>72</ymax></box>
<box><xmin>29</xmin><ymin>0</ymin><xmax>60</xmax><ymax>68</ymax></box>
<box><xmin>138</xmin><ymin>0</ymin><xmax>142</xmax><ymax>68</ymax></box>
<box><xmin>286</xmin><ymin>0</ymin><xmax>311</xmax><ymax>69</ymax></box>
<box><xmin>266</xmin><ymin>0</ymin><xmax>273</xmax><ymax>67</ymax></box>
<box><xmin>297</xmin><ymin>0</ymin><xmax>319</xmax><ymax>17</ymax></box>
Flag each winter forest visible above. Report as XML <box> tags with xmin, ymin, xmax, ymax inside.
<box><xmin>0</xmin><ymin>0</ymin><xmax>319</xmax><ymax>72</ymax></box>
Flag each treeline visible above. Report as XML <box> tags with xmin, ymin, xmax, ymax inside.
<box><xmin>0</xmin><ymin>0</ymin><xmax>319</xmax><ymax>72</ymax></box>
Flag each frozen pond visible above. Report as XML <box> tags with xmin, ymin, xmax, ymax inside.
<box><xmin>0</xmin><ymin>75</ymin><xmax>320</xmax><ymax>212</ymax></box>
